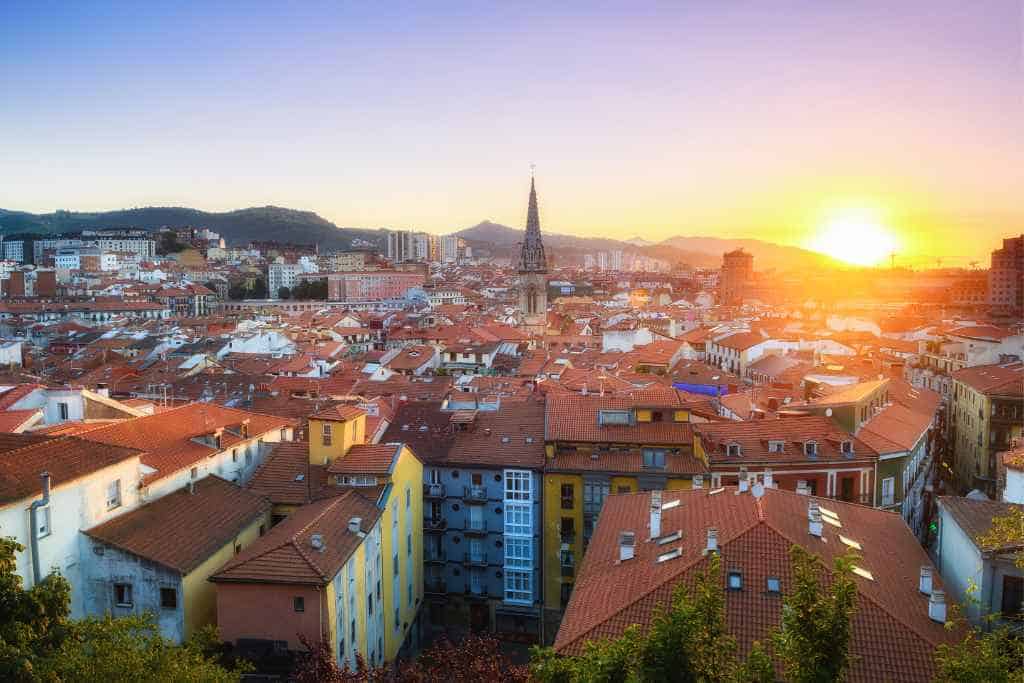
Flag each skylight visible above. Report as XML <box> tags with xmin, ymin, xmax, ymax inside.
<box><xmin>661</xmin><ymin>499</ymin><xmax>680</xmax><ymax>511</ymax></box>
<box><xmin>657</xmin><ymin>548</ymin><xmax>682</xmax><ymax>563</ymax></box>
<box><xmin>822</xmin><ymin>515</ymin><xmax>842</xmax><ymax>528</ymax></box>
<box><xmin>656</xmin><ymin>531</ymin><xmax>682</xmax><ymax>545</ymax></box>
<box><xmin>839</xmin><ymin>535</ymin><xmax>862</xmax><ymax>550</ymax></box>
<box><xmin>851</xmin><ymin>566</ymin><xmax>874</xmax><ymax>581</ymax></box>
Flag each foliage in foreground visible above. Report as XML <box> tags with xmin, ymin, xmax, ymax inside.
<box><xmin>0</xmin><ymin>536</ymin><xmax>244</xmax><ymax>682</ymax></box>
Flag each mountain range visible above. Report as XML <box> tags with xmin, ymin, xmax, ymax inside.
<box><xmin>0</xmin><ymin>205</ymin><xmax>836</xmax><ymax>270</ymax></box>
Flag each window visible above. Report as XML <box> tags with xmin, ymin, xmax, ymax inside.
<box><xmin>245</xmin><ymin>451</ymin><xmax>252</xmax><ymax>466</ymax></box>
<box><xmin>1002</xmin><ymin>575</ymin><xmax>1023</xmax><ymax>618</ymax></box>
<box><xmin>505</xmin><ymin>470</ymin><xmax>531</xmax><ymax>501</ymax></box>
<box><xmin>294</xmin><ymin>596</ymin><xmax>305</xmax><ymax>612</ymax></box>
<box><xmin>560</xmin><ymin>483</ymin><xmax>574</xmax><ymax>510</ymax></box>
<box><xmin>726</xmin><ymin>443</ymin><xmax>741</xmax><ymax>457</ymax></box>
<box><xmin>322</xmin><ymin>423</ymin><xmax>332</xmax><ymax>446</ymax></box>
<box><xmin>160</xmin><ymin>587</ymin><xmax>177</xmax><ymax>609</ymax></box>
<box><xmin>405</xmin><ymin>486</ymin><xmax>411</xmax><ymax>509</ymax></box>
<box><xmin>768</xmin><ymin>440</ymin><xmax>784</xmax><ymax>453</ymax></box>
<box><xmin>280</xmin><ymin>428</ymin><xmax>288</xmax><ymax>441</ymax></box>
<box><xmin>58</xmin><ymin>402</ymin><xmax>69</xmax><ymax>420</ymax></box>
<box><xmin>643</xmin><ymin>448</ymin><xmax>666</xmax><ymax>469</ymax></box>
<box><xmin>472</xmin><ymin>472</ymin><xmax>483</xmax><ymax>486</ymax></box>
<box><xmin>881</xmin><ymin>477</ymin><xmax>895</xmax><ymax>507</ymax></box>
<box><xmin>367</xmin><ymin>593</ymin><xmax>374</xmax><ymax>615</ymax></box>
<box><xmin>766</xmin><ymin>577</ymin><xmax>781</xmax><ymax>594</ymax></box>
<box><xmin>36</xmin><ymin>506</ymin><xmax>51</xmax><ymax>538</ymax></box>
<box><xmin>232</xmin><ymin>449</ymin><xmax>238</xmax><ymax>462</ymax></box>
<box><xmin>840</xmin><ymin>440</ymin><xmax>854</xmax><ymax>455</ymax></box>
<box><xmin>394</xmin><ymin>607</ymin><xmax>400</xmax><ymax>630</ymax></box>
<box><xmin>114</xmin><ymin>583</ymin><xmax>133</xmax><ymax>607</ymax></box>
<box><xmin>560</xmin><ymin>517</ymin><xmax>575</xmax><ymax>543</ymax></box>
<box><xmin>727</xmin><ymin>571</ymin><xmax>743</xmax><ymax>590</ymax></box>
<box><xmin>504</xmin><ymin>569</ymin><xmax>532</xmax><ymax>604</ymax></box>
<box><xmin>190</xmin><ymin>467</ymin><xmax>198</xmax><ymax>480</ymax></box>
<box><xmin>505</xmin><ymin>505</ymin><xmax>530</xmax><ymax>536</ymax></box>
<box><xmin>106</xmin><ymin>479</ymin><xmax>122</xmax><ymax>510</ymax></box>
<box><xmin>804</xmin><ymin>441</ymin><xmax>818</xmax><ymax>457</ymax></box>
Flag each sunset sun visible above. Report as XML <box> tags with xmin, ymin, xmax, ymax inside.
<box><xmin>810</xmin><ymin>209</ymin><xmax>898</xmax><ymax>266</ymax></box>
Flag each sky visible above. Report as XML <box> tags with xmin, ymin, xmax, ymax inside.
<box><xmin>1</xmin><ymin>1</ymin><xmax>1021</xmax><ymax>265</ymax></box>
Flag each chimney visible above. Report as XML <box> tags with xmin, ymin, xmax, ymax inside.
<box><xmin>763</xmin><ymin>468</ymin><xmax>773</xmax><ymax>488</ymax></box>
<box><xmin>808</xmin><ymin>507</ymin><xmax>823</xmax><ymax>537</ymax></box>
<box><xmin>928</xmin><ymin>590</ymin><xmax>947</xmax><ymax>624</ymax></box>
<box><xmin>311</xmin><ymin>533</ymin><xmax>325</xmax><ymax>552</ymax></box>
<box><xmin>919</xmin><ymin>566</ymin><xmax>933</xmax><ymax>596</ymax></box>
<box><xmin>348</xmin><ymin>517</ymin><xmax>363</xmax><ymax>534</ymax></box>
<box><xmin>619</xmin><ymin>531</ymin><xmax>636</xmax><ymax>562</ymax></box>
<box><xmin>96</xmin><ymin>383</ymin><xmax>110</xmax><ymax>398</ymax></box>
<box><xmin>649</xmin><ymin>491</ymin><xmax>662</xmax><ymax>540</ymax></box>
<box><xmin>704</xmin><ymin>527</ymin><xmax>718</xmax><ymax>555</ymax></box>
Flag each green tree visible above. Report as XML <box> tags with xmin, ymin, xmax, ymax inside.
<box><xmin>278</xmin><ymin>286</ymin><xmax>291</xmax><ymax>299</ymax></box>
<box><xmin>772</xmin><ymin>545</ymin><xmax>858</xmax><ymax>683</ymax></box>
<box><xmin>0</xmin><ymin>537</ymin><xmax>244</xmax><ymax>682</ymax></box>
<box><xmin>933</xmin><ymin>624</ymin><xmax>1024</xmax><ymax>683</ymax></box>
<box><xmin>977</xmin><ymin>507</ymin><xmax>1024</xmax><ymax>568</ymax></box>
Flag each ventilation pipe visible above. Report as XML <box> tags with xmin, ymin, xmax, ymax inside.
<box><xmin>29</xmin><ymin>472</ymin><xmax>51</xmax><ymax>586</ymax></box>
<box><xmin>704</xmin><ymin>527</ymin><xmax>718</xmax><ymax>555</ymax></box>
<box><xmin>919</xmin><ymin>566</ymin><xmax>933</xmax><ymax>596</ymax></box>
<box><xmin>649</xmin><ymin>491</ymin><xmax>662</xmax><ymax>540</ymax></box>
<box><xmin>928</xmin><ymin>590</ymin><xmax>947</xmax><ymax>624</ymax></box>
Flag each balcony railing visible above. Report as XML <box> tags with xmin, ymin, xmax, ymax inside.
<box><xmin>463</xmin><ymin>518</ymin><xmax>488</xmax><ymax>535</ymax></box>
<box><xmin>463</xmin><ymin>485</ymin><xmax>488</xmax><ymax>503</ymax></box>
<box><xmin>560</xmin><ymin>553</ymin><xmax>575</xmax><ymax>578</ymax></box>
<box><xmin>463</xmin><ymin>551</ymin><xmax>488</xmax><ymax>567</ymax></box>
<box><xmin>464</xmin><ymin>584</ymin><xmax>490</xmax><ymax>599</ymax></box>
<box><xmin>560</xmin><ymin>532</ymin><xmax>576</xmax><ymax>546</ymax></box>
<box><xmin>424</xmin><ymin>517</ymin><xmax>448</xmax><ymax>532</ymax></box>
<box><xmin>425</xmin><ymin>579</ymin><xmax>447</xmax><ymax>595</ymax></box>
<box><xmin>424</xmin><ymin>483</ymin><xmax>447</xmax><ymax>499</ymax></box>
<box><xmin>425</xmin><ymin>550</ymin><xmax>446</xmax><ymax>564</ymax></box>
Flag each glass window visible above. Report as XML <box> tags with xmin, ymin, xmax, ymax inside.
<box><xmin>293</xmin><ymin>596</ymin><xmax>305</xmax><ymax>612</ymax></box>
<box><xmin>115</xmin><ymin>583</ymin><xmax>133</xmax><ymax>607</ymax></box>
<box><xmin>505</xmin><ymin>537</ymin><xmax>532</xmax><ymax>569</ymax></box>
<box><xmin>504</xmin><ymin>470</ymin><xmax>531</xmax><ymax>501</ymax></box>
<box><xmin>504</xmin><ymin>569</ymin><xmax>532</xmax><ymax>604</ymax></box>
<box><xmin>160</xmin><ymin>587</ymin><xmax>177</xmax><ymax>609</ymax></box>
<box><xmin>36</xmin><ymin>506</ymin><xmax>51</xmax><ymax>538</ymax></box>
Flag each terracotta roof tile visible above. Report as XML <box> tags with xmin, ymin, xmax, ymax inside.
<box><xmin>327</xmin><ymin>443</ymin><xmax>403</xmax><ymax>476</ymax></box>
<box><xmin>84</xmin><ymin>475</ymin><xmax>271</xmax><ymax>573</ymax></box>
<box><xmin>545</xmin><ymin>395</ymin><xmax>694</xmax><ymax>446</ymax></box>
<box><xmin>210</xmin><ymin>491</ymin><xmax>382</xmax><ymax>585</ymax></box>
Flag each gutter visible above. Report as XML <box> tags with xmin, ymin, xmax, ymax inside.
<box><xmin>29</xmin><ymin>471</ymin><xmax>51</xmax><ymax>586</ymax></box>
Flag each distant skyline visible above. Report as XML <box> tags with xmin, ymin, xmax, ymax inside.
<box><xmin>2</xmin><ymin>1</ymin><xmax>1021</xmax><ymax>266</ymax></box>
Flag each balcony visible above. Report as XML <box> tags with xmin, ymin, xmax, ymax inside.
<box><xmin>464</xmin><ymin>584</ymin><xmax>490</xmax><ymax>599</ymax></box>
<box><xmin>425</xmin><ymin>549</ymin><xmax>446</xmax><ymax>565</ymax></box>
<box><xmin>463</xmin><ymin>518</ymin><xmax>488</xmax><ymax>535</ymax></box>
<box><xmin>463</xmin><ymin>485</ymin><xmax>488</xmax><ymax>504</ymax></box>
<box><xmin>560</xmin><ymin>532</ymin><xmax>576</xmax><ymax>546</ymax></box>
<box><xmin>424</xmin><ymin>483</ymin><xmax>447</xmax><ymax>499</ymax></box>
<box><xmin>463</xmin><ymin>551</ymin><xmax>488</xmax><ymax>567</ymax></box>
<box><xmin>425</xmin><ymin>579</ymin><xmax>448</xmax><ymax>596</ymax></box>
<box><xmin>424</xmin><ymin>517</ymin><xmax>448</xmax><ymax>533</ymax></box>
<box><xmin>560</xmin><ymin>553</ymin><xmax>575</xmax><ymax>578</ymax></box>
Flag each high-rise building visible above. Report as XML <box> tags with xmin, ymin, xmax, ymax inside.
<box><xmin>440</xmin><ymin>235</ymin><xmax>466</xmax><ymax>263</ymax></box>
<box><xmin>517</xmin><ymin>176</ymin><xmax>548</xmax><ymax>335</ymax></box>
<box><xmin>988</xmin><ymin>235</ymin><xmax>1023</xmax><ymax>314</ymax></box>
<box><xmin>596</xmin><ymin>252</ymin><xmax>608</xmax><ymax>271</ymax></box>
<box><xmin>719</xmin><ymin>248</ymin><xmax>753</xmax><ymax>305</ymax></box>
<box><xmin>610</xmin><ymin>249</ymin><xmax>623</xmax><ymax>272</ymax></box>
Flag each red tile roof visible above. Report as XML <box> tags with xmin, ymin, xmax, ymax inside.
<box><xmin>952</xmin><ymin>362</ymin><xmax>1024</xmax><ymax>396</ymax></box>
<box><xmin>78</xmin><ymin>403</ymin><xmax>296</xmax><ymax>484</ymax></box>
<box><xmin>697</xmin><ymin>416</ymin><xmax>879</xmax><ymax>464</ymax></box>
<box><xmin>84</xmin><ymin>475</ymin><xmax>271</xmax><ymax>573</ymax></box>
<box><xmin>556</xmin><ymin>487</ymin><xmax>958</xmax><ymax>682</ymax></box>
<box><xmin>246</xmin><ymin>442</ymin><xmax>331</xmax><ymax>506</ymax></box>
<box><xmin>0</xmin><ymin>409</ymin><xmax>41</xmax><ymax>433</ymax></box>
<box><xmin>310</xmin><ymin>404</ymin><xmax>366</xmax><ymax>423</ymax></box>
<box><xmin>210</xmin><ymin>491</ymin><xmax>382</xmax><ymax>585</ymax></box>
<box><xmin>545</xmin><ymin>395</ymin><xmax>694</xmax><ymax>446</ymax></box>
<box><xmin>327</xmin><ymin>443</ymin><xmax>404</xmax><ymax>476</ymax></box>
<box><xmin>0</xmin><ymin>435</ymin><xmax>140</xmax><ymax>504</ymax></box>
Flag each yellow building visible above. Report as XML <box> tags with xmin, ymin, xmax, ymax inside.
<box><xmin>84</xmin><ymin>475</ymin><xmax>271</xmax><ymax>644</ymax></box>
<box><xmin>949</xmin><ymin>363</ymin><xmax>1024</xmax><ymax>496</ymax></box>
<box><xmin>542</xmin><ymin>394</ymin><xmax>707</xmax><ymax>617</ymax></box>
<box><xmin>234</xmin><ymin>403</ymin><xmax>424</xmax><ymax>664</ymax></box>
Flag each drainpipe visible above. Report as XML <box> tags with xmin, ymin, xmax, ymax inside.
<box><xmin>29</xmin><ymin>471</ymin><xmax>51</xmax><ymax>586</ymax></box>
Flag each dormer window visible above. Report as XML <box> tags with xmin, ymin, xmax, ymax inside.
<box><xmin>768</xmin><ymin>440</ymin><xmax>785</xmax><ymax>453</ymax></box>
<box><xmin>598</xmin><ymin>409</ymin><xmax>630</xmax><ymax>426</ymax></box>
<box><xmin>727</xmin><ymin>443</ymin><xmax>742</xmax><ymax>457</ymax></box>
<box><xmin>840</xmin><ymin>440</ymin><xmax>853</xmax><ymax>456</ymax></box>
<box><xmin>804</xmin><ymin>441</ymin><xmax>818</xmax><ymax>457</ymax></box>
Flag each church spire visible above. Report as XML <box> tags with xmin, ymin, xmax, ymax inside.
<box><xmin>518</xmin><ymin>173</ymin><xmax>547</xmax><ymax>273</ymax></box>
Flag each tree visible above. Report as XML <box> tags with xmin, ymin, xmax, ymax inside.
<box><xmin>933</xmin><ymin>624</ymin><xmax>1024</xmax><ymax>683</ymax></box>
<box><xmin>977</xmin><ymin>507</ymin><xmax>1024</xmax><ymax>568</ymax></box>
<box><xmin>0</xmin><ymin>537</ymin><xmax>244</xmax><ymax>682</ymax></box>
<box><xmin>530</xmin><ymin>553</ymin><xmax>756</xmax><ymax>683</ymax></box>
<box><xmin>771</xmin><ymin>545</ymin><xmax>858</xmax><ymax>683</ymax></box>
<box><xmin>278</xmin><ymin>286</ymin><xmax>291</xmax><ymax>300</ymax></box>
<box><xmin>293</xmin><ymin>632</ymin><xmax>528</xmax><ymax>682</ymax></box>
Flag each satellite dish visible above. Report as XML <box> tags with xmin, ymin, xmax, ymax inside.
<box><xmin>751</xmin><ymin>483</ymin><xmax>765</xmax><ymax>499</ymax></box>
<box><xmin>825</xmin><ymin>408</ymin><xmax>833</xmax><ymax>417</ymax></box>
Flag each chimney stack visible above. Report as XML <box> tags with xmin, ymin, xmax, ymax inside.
<box><xmin>348</xmin><ymin>517</ymin><xmax>363</xmax><ymax>534</ymax></box>
<box><xmin>649</xmin><ymin>491</ymin><xmax>662</xmax><ymax>540</ymax></box>
<box><xmin>763</xmin><ymin>468</ymin><xmax>773</xmax><ymax>488</ymax></box>
<box><xmin>704</xmin><ymin>527</ymin><xmax>718</xmax><ymax>555</ymax></box>
<box><xmin>619</xmin><ymin>531</ymin><xmax>636</xmax><ymax>562</ymax></box>
<box><xmin>928</xmin><ymin>590</ymin><xmax>947</xmax><ymax>624</ymax></box>
<box><xmin>919</xmin><ymin>566</ymin><xmax>933</xmax><ymax>596</ymax></box>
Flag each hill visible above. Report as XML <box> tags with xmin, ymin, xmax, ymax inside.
<box><xmin>0</xmin><ymin>206</ymin><xmax>386</xmax><ymax>251</ymax></box>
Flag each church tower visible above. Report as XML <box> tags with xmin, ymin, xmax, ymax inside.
<box><xmin>517</xmin><ymin>174</ymin><xmax>548</xmax><ymax>335</ymax></box>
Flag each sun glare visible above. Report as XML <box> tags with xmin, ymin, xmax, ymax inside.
<box><xmin>810</xmin><ymin>209</ymin><xmax>897</xmax><ymax>267</ymax></box>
